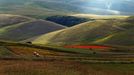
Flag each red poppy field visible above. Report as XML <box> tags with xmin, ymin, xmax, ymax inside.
<box><xmin>64</xmin><ymin>45</ymin><xmax>110</xmax><ymax>49</ymax></box>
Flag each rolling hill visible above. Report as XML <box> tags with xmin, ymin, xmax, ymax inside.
<box><xmin>0</xmin><ymin>14</ymin><xmax>66</xmax><ymax>41</ymax></box>
<box><xmin>0</xmin><ymin>14</ymin><xmax>31</xmax><ymax>28</ymax></box>
<box><xmin>94</xmin><ymin>27</ymin><xmax>134</xmax><ymax>46</ymax></box>
<box><xmin>33</xmin><ymin>16</ymin><xmax>134</xmax><ymax>46</ymax></box>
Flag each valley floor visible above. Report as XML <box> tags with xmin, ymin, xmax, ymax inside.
<box><xmin>0</xmin><ymin>60</ymin><xmax>134</xmax><ymax>75</ymax></box>
<box><xmin>0</xmin><ymin>41</ymin><xmax>134</xmax><ymax>75</ymax></box>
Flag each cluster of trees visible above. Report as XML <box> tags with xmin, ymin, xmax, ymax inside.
<box><xmin>46</xmin><ymin>16</ymin><xmax>93</xmax><ymax>27</ymax></box>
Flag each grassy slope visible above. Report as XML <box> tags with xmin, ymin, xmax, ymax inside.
<box><xmin>71</xmin><ymin>14</ymin><xmax>128</xmax><ymax>20</ymax></box>
<box><xmin>94</xmin><ymin>28</ymin><xmax>134</xmax><ymax>46</ymax></box>
<box><xmin>0</xmin><ymin>14</ymin><xmax>66</xmax><ymax>41</ymax></box>
<box><xmin>33</xmin><ymin>16</ymin><xmax>134</xmax><ymax>46</ymax></box>
<box><xmin>33</xmin><ymin>17</ymin><xmax>131</xmax><ymax>46</ymax></box>
<box><xmin>93</xmin><ymin>16</ymin><xmax>134</xmax><ymax>46</ymax></box>
<box><xmin>0</xmin><ymin>14</ymin><xmax>31</xmax><ymax>28</ymax></box>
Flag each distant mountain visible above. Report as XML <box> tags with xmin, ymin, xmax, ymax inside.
<box><xmin>0</xmin><ymin>14</ymin><xmax>66</xmax><ymax>41</ymax></box>
<box><xmin>0</xmin><ymin>0</ymin><xmax>74</xmax><ymax>18</ymax></box>
<box><xmin>33</xmin><ymin>16</ymin><xmax>134</xmax><ymax>46</ymax></box>
<box><xmin>0</xmin><ymin>0</ymin><xmax>134</xmax><ymax>18</ymax></box>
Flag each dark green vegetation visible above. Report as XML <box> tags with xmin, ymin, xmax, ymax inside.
<box><xmin>33</xmin><ymin>16</ymin><xmax>134</xmax><ymax>46</ymax></box>
<box><xmin>0</xmin><ymin>14</ymin><xmax>65</xmax><ymax>41</ymax></box>
<box><xmin>46</xmin><ymin>16</ymin><xmax>92</xmax><ymax>27</ymax></box>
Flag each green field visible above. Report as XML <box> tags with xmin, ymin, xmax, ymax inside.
<box><xmin>0</xmin><ymin>41</ymin><xmax>134</xmax><ymax>62</ymax></box>
<box><xmin>0</xmin><ymin>40</ymin><xmax>133</xmax><ymax>75</ymax></box>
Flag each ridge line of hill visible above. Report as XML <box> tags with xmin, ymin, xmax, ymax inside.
<box><xmin>0</xmin><ymin>19</ymin><xmax>35</xmax><ymax>34</ymax></box>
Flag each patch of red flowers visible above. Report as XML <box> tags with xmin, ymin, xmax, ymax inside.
<box><xmin>64</xmin><ymin>45</ymin><xmax>110</xmax><ymax>49</ymax></box>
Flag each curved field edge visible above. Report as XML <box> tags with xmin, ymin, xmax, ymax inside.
<box><xmin>0</xmin><ymin>41</ymin><xmax>134</xmax><ymax>63</ymax></box>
